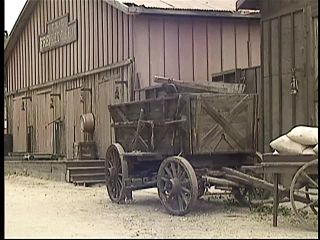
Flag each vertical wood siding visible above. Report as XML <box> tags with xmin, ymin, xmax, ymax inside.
<box><xmin>133</xmin><ymin>15</ymin><xmax>261</xmax><ymax>88</ymax></box>
<box><xmin>6</xmin><ymin>0</ymin><xmax>132</xmax><ymax>93</ymax></box>
<box><xmin>260</xmin><ymin>0</ymin><xmax>317</xmax><ymax>152</ymax></box>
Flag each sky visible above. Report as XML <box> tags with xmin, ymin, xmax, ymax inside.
<box><xmin>5</xmin><ymin>0</ymin><xmax>27</xmax><ymax>34</ymax></box>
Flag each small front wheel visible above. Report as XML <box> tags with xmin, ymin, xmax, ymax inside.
<box><xmin>157</xmin><ymin>156</ymin><xmax>198</xmax><ymax>216</ymax></box>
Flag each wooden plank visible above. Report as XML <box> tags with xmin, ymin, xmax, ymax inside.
<box><xmin>88</xmin><ymin>1</ymin><xmax>95</xmax><ymax>70</ymax></box>
<box><xmin>118</xmin><ymin>11</ymin><xmax>124</xmax><ymax>61</ymax></box>
<box><xmin>66</xmin><ymin>0</ymin><xmax>71</xmax><ymax>77</ymax></box>
<box><xmin>178</xmin><ymin>17</ymin><xmax>193</xmax><ymax>82</ymax></box>
<box><xmin>85</xmin><ymin>0</ymin><xmax>90</xmax><ymax>72</ymax></box>
<box><xmin>113</xmin><ymin>7</ymin><xmax>118</xmax><ymax>64</ymax></box>
<box><xmin>123</xmin><ymin>13</ymin><xmax>129</xmax><ymax>60</ymax></box>
<box><xmin>44</xmin><ymin>0</ymin><xmax>50</xmax><ymax>84</ymax></box>
<box><xmin>294</xmin><ymin>10</ymin><xmax>307</xmax><ymax>125</ymax></box>
<box><xmin>235</xmin><ymin>19</ymin><xmax>249</xmax><ymax>69</ymax></box>
<box><xmin>31</xmin><ymin>10</ymin><xmax>35</xmax><ymax>86</ymax></box>
<box><xmin>57</xmin><ymin>0</ymin><xmax>62</xmax><ymax>80</ymax></box>
<box><xmin>193</xmin><ymin>18</ymin><xmax>208</xmax><ymax>82</ymax></box>
<box><xmin>81</xmin><ymin>0</ymin><xmax>86</xmax><ymax>72</ymax></box>
<box><xmin>70</xmin><ymin>0</ymin><xmax>75</xmax><ymax>76</ymax></box>
<box><xmin>34</xmin><ymin>3</ymin><xmax>39</xmax><ymax>85</ymax></box>
<box><xmin>108</xmin><ymin>5</ymin><xmax>113</xmax><ymax>65</ymax></box>
<box><xmin>222</xmin><ymin>19</ymin><xmax>236</xmax><ymax>71</ymax></box>
<box><xmin>250</xmin><ymin>20</ymin><xmax>261</xmax><ymax>66</ymax></box>
<box><xmin>93</xmin><ymin>0</ymin><xmax>98</xmax><ymax>69</ymax></box>
<box><xmin>134</xmin><ymin>15</ymin><xmax>150</xmax><ymax>88</ymax></box>
<box><xmin>262</xmin><ymin>20</ymin><xmax>271</xmax><ymax>152</ymax></box>
<box><xmin>280</xmin><ymin>14</ymin><xmax>293</xmax><ymax>133</ymax></box>
<box><xmin>98</xmin><ymin>0</ymin><xmax>103</xmax><ymax>67</ymax></box>
<box><xmin>103</xmin><ymin>2</ymin><xmax>108</xmax><ymax>66</ymax></box>
<box><xmin>164</xmin><ymin>17</ymin><xmax>179</xmax><ymax>80</ymax></box>
<box><xmin>271</xmin><ymin>18</ymin><xmax>280</xmax><ymax>140</ymax></box>
<box><xmin>149</xmin><ymin>16</ymin><xmax>164</xmax><ymax>84</ymax></box>
<box><xmin>76</xmin><ymin>0</ymin><xmax>81</xmax><ymax>74</ymax></box>
<box><xmin>207</xmin><ymin>19</ymin><xmax>222</xmax><ymax>76</ymax></box>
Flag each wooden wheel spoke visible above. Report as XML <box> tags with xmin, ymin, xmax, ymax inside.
<box><xmin>161</xmin><ymin>176</ymin><xmax>170</xmax><ymax>182</ymax></box>
<box><xmin>181</xmin><ymin>186</ymin><xmax>191</xmax><ymax>195</ymax></box>
<box><xmin>177</xmin><ymin>194</ymin><xmax>184</xmax><ymax>211</ymax></box>
<box><xmin>164</xmin><ymin>166</ymin><xmax>173</xmax><ymax>178</ymax></box>
<box><xmin>297</xmin><ymin>200</ymin><xmax>318</xmax><ymax>212</ymax></box>
<box><xmin>179</xmin><ymin>191</ymin><xmax>189</xmax><ymax>206</ymax></box>
<box><xmin>301</xmin><ymin>171</ymin><xmax>318</xmax><ymax>188</ymax></box>
<box><xmin>171</xmin><ymin>162</ymin><xmax>177</xmax><ymax>177</ymax></box>
<box><xmin>177</xmin><ymin>164</ymin><xmax>182</xmax><ymax>178</ymax></box>
<box><xmin>178</xmin><ymin>171</ymin><xmax>187</xmax><ymax>181</ymax></box>
<box><xmin>295</xmin><ymin>189</ymin><xmax>318</xmax><ymax>195</ymax></box>
<box><xmin>181</xmin><ymin>179</ymin><xmax>190</xmax><ymax>187</ymax></box>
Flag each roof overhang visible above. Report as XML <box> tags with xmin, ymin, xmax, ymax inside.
<box><xmin>236</xmin><ymin>0</ymin><xmax>260</xmax><ymax>10</ymax></box>
<box><xmin>106</xmin><ymin>0</ymin><xmax>260</xmax><ymax>18</ymax></box>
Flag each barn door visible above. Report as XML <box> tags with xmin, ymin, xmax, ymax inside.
<box><xmin>35</xmin><ymin>91</ymin><xmax>54</xmax><ymax>154</ymax></box>
<box><xmin>96</xmin><ymin>72</ymin><xmax>124</xmax><ymax>157</ymax></box>
<box><xmin>65</xmin><ymin>88</ymin><xmax>83</xmax><ymax>159</ymax></box>
<box><xmin>12</xmin><ymin>97</ymin><xmax>27</xmax><ymax>152</ymax></box>
<box><xmin>262</xmin><ymin>6</ymin><xmax>315</xmax><ymax>151</ymax></box>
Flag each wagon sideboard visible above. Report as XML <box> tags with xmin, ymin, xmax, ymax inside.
<box><xmin>109</xmin><ymin>93</ymin><xmax>258</xmax><ymax>157</ymax></box>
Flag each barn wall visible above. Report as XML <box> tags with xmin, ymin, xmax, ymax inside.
<box><xmin>133</xmin><ymin>15</ymin><xmax>261</xmax><ymax>89</ymax></box>
<box><xmin>5</xmin><ymin>0</ymin><xmax>134</xmax><ymax>158</ymax></box>
<box><xmin>260</xmin><ymin>0</ymin><xmax>318</xmax><ymax>152</ymax></box>
<box><xmin>5</xmin><ymin>0</ymin><xmax>133</xmax><ymax>93</ymax></box>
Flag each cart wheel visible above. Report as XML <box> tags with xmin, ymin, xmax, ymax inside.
<box><xmin>290</xmin><ymin>159</ymin><xmax>318</xmax><ymax>222</ymax></box>
<box><xmin>157</xmin><ymin>156</ymin><xmax>198</xmax><ymax>216</ymax></box>
<box><xmin>105</xmin><ymin>143</ymin><xmax>131</xmax><ymax>203</ymax></box>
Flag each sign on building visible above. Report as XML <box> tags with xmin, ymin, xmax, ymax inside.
<box><xmin>39</xmin><ymin>14</ymin><xmax>77</xmax><ymax>53</ymax></box>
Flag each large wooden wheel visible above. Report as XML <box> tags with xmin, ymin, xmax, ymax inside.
<box><xmin>105</xmin><ymin>143</ymin><xmax>131</xmax><ymax>203</ymax></box>
<box><xmin>157</xmin><ymin>156</ymin><xmax>198</xmax><ymax>216</ymax></box>
<box><xmin>290</xmin><ymin>159</ymin><xmax>318</xmax><ymax>223</ymax></box>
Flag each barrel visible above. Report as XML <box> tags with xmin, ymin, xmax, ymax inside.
<box><xmin>80</xmin><ymin>113</ymin><xmax>95</xmax><ymax>133</ymax></box>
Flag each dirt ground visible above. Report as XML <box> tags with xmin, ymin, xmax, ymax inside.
<box><xmin>4</xmin><ymin>175</ymin><xmax>318</xmax><ymax>239</ymax></box>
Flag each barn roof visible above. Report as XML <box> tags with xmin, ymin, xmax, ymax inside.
<box><xmin>107</xmin><ymin>0</ymin><xmax>260</xmax><ymax>17</ymax></box>
<box><xmin>5</xmin><ymin>0</ymin><xmax>260</xmax><ymax>63</ymax></box>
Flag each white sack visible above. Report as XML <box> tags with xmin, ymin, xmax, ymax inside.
<box><xmin>313</xmin><ymin>144</ymin><xmax>318</xmax><ymax>154</ymax></box>
<box><xmin>270</xmin><ymin>135</ymin><xmax>307</xmax><ymax>155</ymax></box>
<box><xmin>302</xmin><ymin>147</ymin><xmax>316</xmax><ymax>155</ymax></box>
<box><xmin>287</xmin><ymin>126</ymin><xmax>318</xmax><ymax>146</ymax></box>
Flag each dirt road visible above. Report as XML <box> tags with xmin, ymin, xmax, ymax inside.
<box><xmin>5</xmin><ymin>175</ymin><xmax>318</xmax><ymax>239</ymax></box>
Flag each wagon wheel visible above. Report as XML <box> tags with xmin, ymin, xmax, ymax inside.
<box><xmin>290</xmin><ymin>159</ymin><xmax>318</xmax><ymax>222</ymax></box>
<box><xmin>105</xmin><ymin>143</ymin><xmax>131</xmax><ymax>203</ymax></box>
<box><xmin>157</xmin><ymin>156</ymin><xmax>198</xmax><ymax>216</ymax></box>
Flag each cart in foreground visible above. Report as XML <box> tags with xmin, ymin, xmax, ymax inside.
<box><xmin>104</xmin><ymin>84</ymin><xmax>318</xmax><ymax>226</ymax></box>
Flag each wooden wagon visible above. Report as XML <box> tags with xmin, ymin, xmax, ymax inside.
<box><xmin>105</xmin><ymin>82</ymin><xmax>318</xmax><ymax>224</ymax></box>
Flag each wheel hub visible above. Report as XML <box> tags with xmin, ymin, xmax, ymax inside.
<box><xmin>165</xmin><ymin>177</ymin><xmax>181</xmax><ymax>196</ymax></box>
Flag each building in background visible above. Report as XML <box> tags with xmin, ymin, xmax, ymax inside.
<box><xmin>237</xmin><ymin>0</ymin><xmax>318</xmax><ymax>152</ymax></box>
<box><xmin>4</xmin><ymin>0</ymin><xmax>261</xmax><ymax>159</ymax></box>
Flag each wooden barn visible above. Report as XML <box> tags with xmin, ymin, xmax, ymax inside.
<box><xmin>4</xmin><ymin>0</ymin><xmax>261</xmax><ymax>170</ymax></box>
<box><xmin>237</xmin><ymin>0</ymin><xmax>318</xmax><ymax>152</ymax></box>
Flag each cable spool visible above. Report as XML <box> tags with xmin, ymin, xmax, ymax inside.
<box><xmin>80</xmin><ymin>113</ymin><xmax>95</xmax><ymax>133</ymax></box>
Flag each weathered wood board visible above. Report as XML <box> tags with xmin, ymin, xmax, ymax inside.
<box><xmin>109</xmin><ymin>92</ymin><xmax>258</xmax><ymax>156</ymax></box>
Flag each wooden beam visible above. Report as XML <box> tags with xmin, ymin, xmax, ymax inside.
<box><xmin>6</xmin><ymin>59</ymin><xmax>133</xmax><ymax>96</ymax></box>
